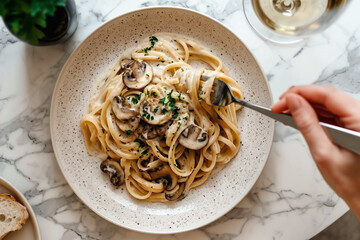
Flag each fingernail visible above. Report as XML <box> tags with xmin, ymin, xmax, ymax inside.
<box><xmin>287</xmin><ymin>94</ymin><xmax>302</xmax><ymax>111</ymax></box>
<box><xmin>270</xmin><ymin>98</ymin><xmax>284</xmax><ymax>109</ymax></box>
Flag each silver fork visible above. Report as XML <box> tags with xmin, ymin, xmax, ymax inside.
<box><xmin>211</xmin><ymin>79</ymin><xmax>360</xmax><ymax>155</ymax></box>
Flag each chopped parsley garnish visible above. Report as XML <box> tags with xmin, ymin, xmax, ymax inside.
<box><xmin>141</xmin><ymin>36</ymin><xmax>158</xmax><ymax>55</ymax></box>
<box><xmin>139</xmin><ymin>141</ymin><xmax>145</xmax><ymax>148</ymax></box>
<box><xmin>110</xmin><ymin>113</ymin><xmax>113</xmax><ymax>116</ymax></box>
<box><xmin>158</xmin><ymin>90</ymin><xmax>181</xmax><ymax>116</ymax></box>
<box><xmin>126</xmin><ymin>130</ymin><xmax>132</xmax><ymax>135</ymax></box>
<box><xmin>146</xmin><ymin>74</ymin><xmax>150</xmax><ymax>77</ymax></box>
<box><xmin>131</xmin><ymin>97</ymin><xmax>138</xmax><ymax>105</ymax></box>
<box><xmin>131</xmin><ymin>94</ymin><xmax>141</xmax><ymax>105</ymax></box>
<box><xmin>142</xmin><ymin>109</ymin><xmax>152</xmax><ymax>120</ymax></box>
<box><xmin>167</xmin><ymin>90</ymin><xmax>176</xmax><ymax>111</ymax></box>
<box><xmin>140</xmin><ymin>149</ymin><xmax>149</xmax><ymax>158</ymax></box>
<box><xmin>172</xmin><ymin>107</ymin><xmax>179</xmax><ymax>119</ymax></box>
<box><xmin>135</xmin><ymin>139</ymin><xmax>146</xmax><ymax>148</ymax></box>
<box><xmin>154</xmin><ymin>108</ymin><xmax>159</xmax><ymax>113</ymax></box>
<box><xmin>149</xmin><ymin>36</ymin><xmax>158</xmax><ymax>45</ymax></box>
<box><xmin>172</xmin><ymin>112</ymin><xmax>179</xmax><ymax>119</ymax></box>
<box><xmin>170</xmin><ymin>104</ymin><xmax>175</xmax><ymax>111</ymax></box>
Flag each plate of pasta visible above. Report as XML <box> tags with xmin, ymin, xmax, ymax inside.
<box><xmin>50</xmin><ymin>7</ymin><xmax>274</xmax><ymax>234</ymax></box>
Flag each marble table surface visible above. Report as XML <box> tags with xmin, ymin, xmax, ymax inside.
<box><xmin>1</xmin><ymin>0</ymin><xmax>360</xmax><ymax>239</ymax></box>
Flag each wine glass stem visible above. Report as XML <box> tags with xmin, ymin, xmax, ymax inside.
<box><xmin>274</xmin><ymin>0</ymin><xmax>301</xmax><ymax>16</ymax></box>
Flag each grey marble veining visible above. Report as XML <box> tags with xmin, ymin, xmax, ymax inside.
<box><xmin>315</xmin><ymin>27</ymin><xmax>360</xmax><ymax>93</ymax></box>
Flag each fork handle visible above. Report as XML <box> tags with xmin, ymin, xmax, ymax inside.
<box><xmin>233</xmin><ymin>98</ymin><xmax>360</xmax><ymax>155</ymax></box>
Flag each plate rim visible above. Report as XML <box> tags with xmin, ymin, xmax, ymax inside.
<box><xmin>50</xmin><ymin>6</ymin><xmax>274</xmax><ymax>234</ymax></box>
<box><xmin>0</xmin><ymin>177</ymin><xmax>42</xmax><ymax>240</ymax></box>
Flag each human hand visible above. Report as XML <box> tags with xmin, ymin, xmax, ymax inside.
<box><xmin>271</xmin><ymin>85</ymin><xmax>360</xmax><ymax>220</ymax></box>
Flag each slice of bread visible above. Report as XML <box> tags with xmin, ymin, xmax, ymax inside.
<box><xmin>0</xmin><ymin>193</ymin><xmax>29</xmax><ymax>240</ymax></box>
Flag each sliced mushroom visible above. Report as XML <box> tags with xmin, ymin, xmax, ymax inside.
<box><xmin>100</xmin><ymin>159</ymin><xmax>125</xmax><ymax>187</ymax></box>
<box><xmin>201</xmin><ymin>75</ymin><xmax>210</xmax><ymax>81</ymax></box>
<box><xmin>142</xmin><ymin>120</ymin><xmax>172</xmax><ymax>140</ymax></box>
<box><xmin>139</xmin><ymin>158</ymin><xmax>150</xmax><ymax>168</ymax></box>
<box><xmin>142</xmin><ymin>124</ymin><xmax>158</xmax><ymax>140</ymax></box>
<box><xmin>120</xmin><ymin>59</ymin><xmax>133</xmax><ymax>69</ymax></box>
<box><xmin>178</xmin><ymin>123</ymin><xmax>209</xmax><ymax>150</ymax></box>
<box><xmin>140</xmin><ymin>100</ymin><xmax>172</xmax><ymax>125</ymax></box>
<box><xmin>115</xmin><ymin>115</ymin><xmax>140</xmax><ymax>133</ymax></box>
<box><xmin>165</xmin><ymin>183</ymin><xmax>186</xmax><ymax>201</ymax></box>
<box><xmin>156</xmin><ymin>120</ymin><xmax>173</xmax><ymax>136</ymax></box>
<box><xmin>158</xmin><ymin>136</ymin><xmax>168</xmax><ymax>148</ymax></box>
<box><xmin>141</xmin><ymin>162</ymin><xmax>178</xmax><ymax>191</ymax></box>
<box><xmin>112</xmin><ymin>96</ymin><xmax>138</xmax><ymax>121</ymax></box>
<box><xmin>116</xmin><ymin>59</ymin><xmax>133</xmax><ymax>75</ymax></box>
<box><xmin>122</xmin><ymin>59</ymin><xmax>153</xmax><ymax>89</ymax></box>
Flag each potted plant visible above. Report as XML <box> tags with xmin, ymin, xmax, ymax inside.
<box><xmin>0</xmin><ymin>0</ymin><xmax>78</xmax><ymax>46</ymax></box>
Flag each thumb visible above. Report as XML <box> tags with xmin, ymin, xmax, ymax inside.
<box><xmin>286</xmin><ymin>93</ymin><xmax>334</xmax><ymax>158</ymax></box>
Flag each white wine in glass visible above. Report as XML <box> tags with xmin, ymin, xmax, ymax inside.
<box><xmin>243</xmin><ymin>0</ymin><xmax>351</xmax><ymax>44</ymax></box>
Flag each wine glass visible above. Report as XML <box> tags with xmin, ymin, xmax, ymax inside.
<box><xmin>243</xmin><ymin>0</ymin><xmax>351</xmax><ymax>44</ymax></box>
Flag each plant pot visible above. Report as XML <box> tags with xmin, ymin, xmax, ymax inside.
<box><xmin>5</xmin><ymin>0</ymin><xmax>78</xmax><ymax>46</ymax></box>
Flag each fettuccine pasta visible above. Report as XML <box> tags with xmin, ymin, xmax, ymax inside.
<box><xmin>80</xmin><ymin>33</ymin><xmax>244</xmax><ymax>202</ymax></box>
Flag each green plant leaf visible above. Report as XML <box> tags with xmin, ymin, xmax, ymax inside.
<box><xmin>56</xmin><ymin>0</ymin><xmax>67</xmax><ymax>7</ymax></box>
<box><xmin>30</xmin><ymin>0</ymin><xmax>67</xmax><ymax>17</ymax></box>
<box><xmin>34</xmin><ymin>13</ymin><xmax>47</xmax><ymax>28</ymax></box>
<box><xmin>1</xmin><ymin>0</ymin><xmax>68</xmax><ymax>44</ymax></box>
<box><xmin>30</xmin><ymin>2</ymin><xmax>54</xmax><ymax>17</ymax></box>
<box><xmin>19</xmin><ymin>1</ymin><xmax>30</xmax><ymax>14</ymax></box>
<box><xmin>17</xmin><ymin>14</ymin><xmax>45</xmax><ymax>44</ymax></box>
<box><xmin>0</xmin><ymin>1</ymin><xmax>7</xmax><ymax>18</ymax></box>
<box><xmin>8</xmin><ymin>20</ymin><xmax>20</xmax><ymax>34</ymax></box>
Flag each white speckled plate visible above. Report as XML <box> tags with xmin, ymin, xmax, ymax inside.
<box><xmin>50</xmin><ymin>7</ymin><xmax>274</xmax><ymax>234</ymax></box>
<box><xmin>0</xmin><ymin>177</ymin><xmax>41</xmax><ymax>240</ymax></box>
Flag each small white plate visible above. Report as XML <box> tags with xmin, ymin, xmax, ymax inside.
<box><xmin>0</xmin><ymin>177</ymin><xmax>41</xmax><ymax>240</ymax></box>
<box><xmin>50</xmin><ymin>7</ymin><xmax>274</xmax><ymax>234</ymax></box>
